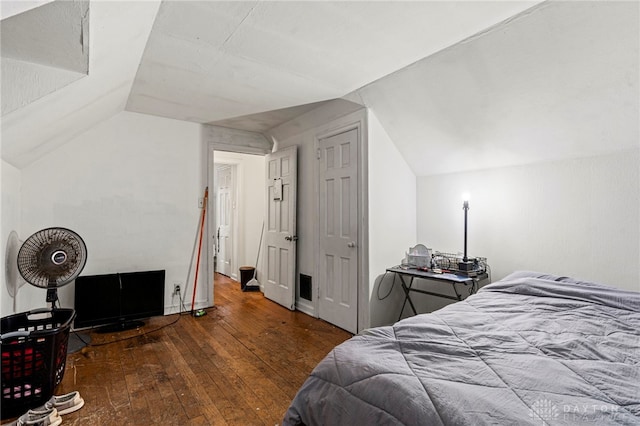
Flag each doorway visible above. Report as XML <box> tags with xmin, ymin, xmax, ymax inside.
<box><xmin>212</xmin><ymin>151</ymin><xmax>266</xmax><ymax>288</ymax></box>
<box><xmin>214</xmin><ymin>164</ymin><xmax>236</xmax><ymax>278</ymax></box>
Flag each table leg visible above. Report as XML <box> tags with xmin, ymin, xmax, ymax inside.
<box><xmin>398</xmin><ymin>275</ymin><xmax>418</xmax><ymax>321</ymax></box>
<box><xmin>452</xmin><ymin>282</ymin><xmax>463</xmax><ymax>301</ymax></box>
<box><xmin>471</xmin><ymin>280</ymin><xmax>478</xmax><ymax>294</ymax></box>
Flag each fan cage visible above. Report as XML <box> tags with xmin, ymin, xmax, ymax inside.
<box><xmin>17</xmin><ymin>228</ymin><xmax>87</xmax><ymax>289</ymax></box>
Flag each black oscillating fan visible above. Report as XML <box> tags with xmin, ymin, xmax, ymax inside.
<box><xmin>17</xmin><ymin>228</ymin><xmax>87</xmax><ymax>308</ymax></box>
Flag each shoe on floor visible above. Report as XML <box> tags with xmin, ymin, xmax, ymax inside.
<box><xmin>17</xmin><ymin>407</ymin><xmax>61</xmax><ymax>426</ymax></box>
<box><xmin>30</xmin><ymin>391</ymin><xmax>85</xmax><ymax>416</ymax></box>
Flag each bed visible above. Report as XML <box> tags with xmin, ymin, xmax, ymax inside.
<box><xmin>283</xmin><ymin>271</ymin><xmax>640</xmax><ymax>425</ymax></box>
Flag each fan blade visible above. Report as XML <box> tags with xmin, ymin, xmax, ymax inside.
<box><xmin>5</xmin><ymin>230</ymin><xmax>25</xmax><ymax>298</ymax></box>
<box><xmin>17</xmin><ymin>227</ymin><xmax>87</xmax><ymax>289</ymax></box>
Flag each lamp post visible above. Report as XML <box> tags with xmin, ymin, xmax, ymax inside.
<box><xmin>459</xmin><ymin>193</ymin><xmax>474</xmax><ymax>273</ymax></box>
<box><xmin>463</xmin><ymin>197</ymin><xmax>469</xmax><ymax>262</ymax></box>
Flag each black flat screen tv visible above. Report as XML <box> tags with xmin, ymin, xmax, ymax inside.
<box><xmin>74</xmin><ymin>270</ymin><xmax>165</xmax><ymax>331</ymax></box>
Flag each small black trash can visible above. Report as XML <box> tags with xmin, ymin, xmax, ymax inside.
<box><xmin>239</xmin><ymin>266</ymin><xmax>255</xmax><ymax>290</ymax></box>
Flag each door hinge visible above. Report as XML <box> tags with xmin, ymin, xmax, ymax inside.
<box><xmin>316</xmin><ymin>148</ymin><xmax>321</xmax><ymax>160</ymax></box>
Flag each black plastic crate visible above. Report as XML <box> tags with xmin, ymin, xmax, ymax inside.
<box><xmin>1</xmin><ymin>308</ymin><xmax>75</xmax><ymax>419</ymax></box>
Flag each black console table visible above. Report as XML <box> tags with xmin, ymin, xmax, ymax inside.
<box><xmin>385</xmin><ymin>266</ymin><xmax>488</xmax><ymax>321</ymax></box>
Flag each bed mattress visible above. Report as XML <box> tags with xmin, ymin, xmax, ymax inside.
<box><xmin>283</xmin><ymin>271</ymin><xmax>640</xmax><ymax>425</ymax></box>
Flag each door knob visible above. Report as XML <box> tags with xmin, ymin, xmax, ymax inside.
<box><xmin>285</xmin><ymin>235</ymin><xmax>298</xmax><ymax>242</ymax></box>
<box><xmin>347</xmin><ymin>241</ymin><xmax>356</xmax><ymax>248</ymax></box>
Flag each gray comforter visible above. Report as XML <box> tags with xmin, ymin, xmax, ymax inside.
<box><xmin>283</xmin><ymin>271</ymin><xmax>640</xmax><ymax>425</ymax></box>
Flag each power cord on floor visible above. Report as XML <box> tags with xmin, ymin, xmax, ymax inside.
<box><xmin>70</xmin><ymin>288</ymin><xmax>185</xmax><ymax>349</ymax></box>
<box><xmin>83</xmin><ymin>314</ymin><xmax>181</xmax><ymax>347</ymax></box>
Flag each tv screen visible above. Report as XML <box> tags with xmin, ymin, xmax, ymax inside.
<box><xmin>120</xmin><ymin>270</ymin><xmax>165</xmax><ymax>319</ymax></box>
<box><xmin>74</xmin><ymin>270</ymin><xmax>165</xmax><ymax>329</ymax></box>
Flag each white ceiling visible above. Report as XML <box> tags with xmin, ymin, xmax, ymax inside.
<box><xmin>1</xmin><ymin>1</ymin><xmax>161</xmax><ymax>167</ymax></box>
<box><xmin>1</xmin><ymin>0</ymin><xmax>89</xmax><ymax>115</ymax></box>
<box><xmin>353</xmin><ymin>1</ymin><xmax>640</xmax><ymax>175</ymax></box>
<box><xmin>126</xmin><ymin>0</ymin><xmax>541</xmax><ymax>124</ymax></box>
<box><xmin>1</xmin><ymin>0</ymin><xmax>88</xmax><ymax>73</ymax></box>
<box><xmin>209</xmin><ymin>100</ymin><xmax>332</xmax><ymax>134</ymax></box>
<box><xmin>2</xmin><ymin>0</ymin><xmax>637</xmax><ymax>178</ymax></box>
<box><xmin>0</xmin><ymin>0</ymin><xmax>54</xmax><ymax>20</ymax></box>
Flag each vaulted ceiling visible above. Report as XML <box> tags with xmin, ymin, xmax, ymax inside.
<box><xmin>1</xmin><ymin>0</ymin><xmax>161</xmax><ymax>167</ymax></box>
<box><xmin>126</xmin><ymin>1</ymin><xmax>540</xmax><ymax>125</ymax></box>
<box><xmin>2</xmin><ymin>1</ymin><xmax>637</xmax><ymax>176</ymax></box>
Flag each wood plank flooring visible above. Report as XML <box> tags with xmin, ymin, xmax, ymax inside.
<box><xmin>4</xmin><ymin>274</ymin><xmax>351</xmax><ymax>425</ymax></box>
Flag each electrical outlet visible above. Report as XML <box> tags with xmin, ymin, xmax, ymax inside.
<box><xmin>173</xmin><ymin>284</ymin><xmax>181</xmax><ymax>295</ymax></box>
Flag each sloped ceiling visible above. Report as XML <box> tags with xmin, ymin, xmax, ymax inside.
<box><xmin>0</xmin><ymin>1</ymin><xmax>55</xmax><ymax>20</ymax></box>
<box><xmin>1</xmin><ymin>0</ymin><xmax>89</xmax><ymax>115</ymax></box>
<box><xmin>351</xmin><ymin>1</ymin><xmax>639</xmax><ymax>176</ymax></box>
<box><xmin>3</xmin><ymin>1</ymin><xmax>636</xmax><ymax>177</ymax></box>
<box><xmin>127</xmin><ymin>1</ymin><xmax>541</xmax><ymax>124</ymax></box>
<box><xmin>1</xmin><ymin>1</ymin><xmax>161</xmax><ymax>168</ymax></box>
<box><xmin>210</xmin><ymin>100</ymin><xmax>333</xmax><ymax>134</ymax></box>
<box><xmin>1</xmin><ymin>0</ymin><xmax>541</xmax><ymax>168</ymax></box>
<box><xmin>1</xmin><ymin>0</ymin><xmax>88</xmax><ymax>73</ymax></box>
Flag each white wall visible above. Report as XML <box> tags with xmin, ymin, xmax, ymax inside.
<box><xmin>1</xmin><ymin>160</ymin><xmax>22</xmax><ymax>315</ymax></box>
<box><xmin>417</xmin><ymin>149</ymin><xmax>640</xmax><ymax>293</ymax></box>
<box><xmin>18</xmin><ymin>111</ymin><xmax>207</xmax><ymax>314</ymax></box>
<box><xmin>367</xmin><ymin>110</ymin><xmax>417</xmax><ymax>327</ymax></box>
<box><xmin>213</xmin><ymin>151</ymin><xmax>265</xmax><ymax>284</ymax></box>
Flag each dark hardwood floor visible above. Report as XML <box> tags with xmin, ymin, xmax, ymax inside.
<box><xmin>4</xmin><ymin>274</ymin><xmax>352</xmax><ymax>425</ymax></box>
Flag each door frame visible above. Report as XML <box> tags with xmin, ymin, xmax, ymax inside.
<box><xmin>313</xmin><ymin>114</ymin><xmax>369</xmax><ymax>333</ymax></box>
<box><xmin>207</xmin><ymin>142</ymin><xmax>271</xmax><ymax>307</ymax></box>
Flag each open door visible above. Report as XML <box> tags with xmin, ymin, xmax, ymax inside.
<box><xmin>215</xmin><ymin>164</ymin><xmax>235</xmax><ymax>278</ymax></box>
<box><xmin>263</xmin><ymin>146</ymin><xmax>297</xmax><ymax>310</ymax></box>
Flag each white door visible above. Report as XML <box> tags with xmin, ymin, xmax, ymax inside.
<box><xmin>318</xmin><ymin>128</ymin><xmax>359</xmax><ymax>333</ymax></box>
<box><xmin>216</xmin><ymin>165</ymin><xmax>234</xmax><ymax>277</ymax></box>
<box><xmin>263</xmin><ymin>147</ymin><xmax>297</xmax><ymax>310</ymax></box>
